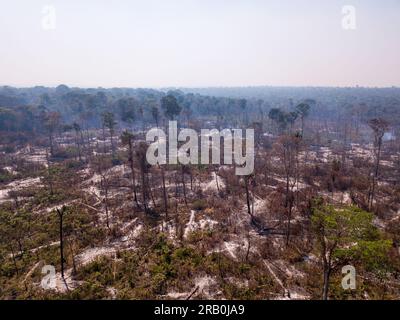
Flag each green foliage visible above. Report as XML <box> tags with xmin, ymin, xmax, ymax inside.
<box><xmin>116</xmin><ymin>97</ymin><xmax>137</xmax><ymax>124</ymax></box>
<box><xmin>312</xmin><ymin>202</ymin><xmax>392</xmax><ymax>272</ymax></box>
<box><xmin>336</xmin><ymin>240</ymin><xmax>392</xmax><ymax>271</ymax></box>
<box><xmin>161</xmin><ymin>95</ymin><xmax>182</xmax><ymax>120</ymax></box>
<box><xmin>268</xmin><ymin>108</ymin><xmax>298</xmax><ymax>130</ymax></box>
<box><xmin>67</xmin><ymin>281</ymin><xmax>109</xmax><ymax>300</ymax></box>
<box><xmin>295</xmin><ymin>102</ymin><xmax>311</xmax><ymax>117</ymax></box>
<box><xmin>0</xmin><ymin>169</ymin><xmax>15</xmax><ymax>183</ymax></box>
<box><xmin>76</xmin><ymin>256</ymin><xmax>114</xmax><ymax>285</ymax></box>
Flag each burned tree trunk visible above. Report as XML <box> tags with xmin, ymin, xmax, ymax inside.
<box><xmin>245</xmin><ymin>176</ymin><xmax>252</xmax><ymax>216</ymax></box>
<box><xmin>100</xmin><ymin>174</ymin><xmax>111</xmax><ymax>231</ymax></box>
<box><xmin>56</xmin><ymin>207</ymin><xmax>66</xmax><ymax>280</ymax></box>
<box><xmin>367</xmin><ymin>118</ymin><xmax>389</xmax><ymax>211</ymax></box>
<box><xmin>128</xmin><ymin>138</ymin><xmax>139</xmax><ymax>206</ymax></box>
<box><xmin>160</xmin><ymin>164</ymin><xmax>168</xmax><ymax>219</ymax></box>
<box><xmin>181</xmin><ymin>165</ymin><xmax>188</xmax><ymax>206</ymax></box>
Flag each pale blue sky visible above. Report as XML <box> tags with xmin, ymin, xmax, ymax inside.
<box><xmin>1</xmin><ymin>0</ymin><xmax>399</xmax><ymax>88</ymax></box>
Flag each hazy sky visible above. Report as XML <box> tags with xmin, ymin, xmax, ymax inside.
<box><xmin>1</xmin><ymin>0</ymin><xmax>399</xmax><ymax>88</ymax></box>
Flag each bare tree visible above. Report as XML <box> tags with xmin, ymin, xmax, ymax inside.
<box><xmin>244</xmin><ymin>175</ymin><xmax>253</xmax><ymax>216</ymax></box>
<box><xmin>102</xmin><ymin>112</ymin><xmax>117</xmax><ymax>157</ymax></box>
<box><xmin>160</xmin><ymin>164</ymin><xmax>168</xmax><ymax>220</ymax></box>
<box><xmin>73</xmin><ymin>122</ymin><xmax>83</xmax><ymax>162</ymax></box>
<box><xmin>45</xmin><ymin>148</ymin><xmax>54</xmax><ymax>195</ymax></box>
<box><xmin>44</xmin><ymin>111</ymin><xmax>61</xmax><ymax>157</ymax></box>
<box><xmin>56</xmin><ymin>206</ymin><xmax>67</xmax><ymax>281</ymax></box>
<box><xmin>100</xmin><ymin>173</ymin><xmax>111</xmax><ymax>231</ymax></box>
<box><xmin>121</xmin><ymin>131</ymin><xmax>139</xmax><ymax>207</ymax></box>
<box><xmin>277</xmin><ymin>134</ymin><xmax>302</xmax><ymax>245</ymax></box>
<box><xmin>367</xmin><ymin>118</ymin><xmax>389</xmax><ymax>211</ymax></box>
<box><xmin>136</xmin><ymin>142</ymin><xmax>150</xmax><ymax>213</ymax></box>
<box><xmin>181</xmin><ymin>165</ymin><xmax>188</xmax><ymax>206</ymax></box>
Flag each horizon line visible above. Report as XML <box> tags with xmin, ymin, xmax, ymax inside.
<box><xmin>1</xmin><ymin>84</ymin><xmax>400</xmax><ymax>91</ymax></box>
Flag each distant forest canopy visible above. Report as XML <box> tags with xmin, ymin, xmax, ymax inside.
<box><xmin>1</xmin><ymin>84</ymin><xmax>400</xmax><ymax>142</ymax></box>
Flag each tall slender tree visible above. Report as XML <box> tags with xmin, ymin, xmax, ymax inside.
<box><xmin>367</xmin><ymin>118</ymin><xmax>389</xmax><ymax>211</ymax></box>
<box><xmin>56</xmin><ymin>206</ymin><xmax>67</xmax><ymax>281</ymax></box>
<box><xmin>121</xmin><ymin>131</ymin><xmax>139</xmax><ymax>207</ymax></box>
<box><xmin>102</xmin><ymin>112</ymin><xmax>117</xmax><ymax>157</ymax></box>
<box><xmin>295</xmin><ymin>102</ymin><xmax>311</xmax><ymax>136</ymax></box>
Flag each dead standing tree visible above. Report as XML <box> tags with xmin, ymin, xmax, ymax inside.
<box><xmin>56</xmin><ymin>206</ymin><xmax>67</xmax><ymax>285</ymax></box>
<box><xmin>244</xmin><ymin>175</ymin><xmax>253</xmax><ymax>216</ymax></box>
<box><xmin>367</xmin><ymin>118</ymin><xmax>389</xmax><ymax>212</ymax></box>
<box><xmin>44</xmin><ymin>111</ymin><xmax>61</xmax><ymax>157</ymax></box>
<box><xmin>100</xmin><ymin>172</ymin><xmax>111</xmax><ymax>231</ymax></box>
<box><xmin>276</xmin><ymin>133</ymin><xmax>302</xmax><ymax>246</ymax></box>
<box><xmin>102</xmin><ymin>112</ymin><xmax>117</xmax><ymax>158</ymax></box>
<box><xmin>136</xmin><ymin>142</ymin><xmax>151</xmax><ymax>213</ymax></box>
<box><xmin>93</xmin><ymin>155</ymin><xmax>112</xmax><ymax>231</ymax></box>
<box><xmin>72</xmin><ymin>122</ymin><xmax>83</xmax><ymax>162</ymax></box>
<box><xmin>181</xmin><ymin>164</ymin><xmax>189</xmax><ymax>207</ymax></box>
<box><xmin>121</xmin><ymin>131</ymin><xmax>139</xmax><ymax>208</ymax></box>
<box><xmin>160</xmin><ymin>164</ymin><xmax>169</xmax><ymax>220</ymax></box>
